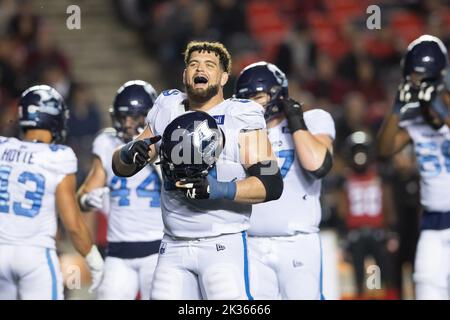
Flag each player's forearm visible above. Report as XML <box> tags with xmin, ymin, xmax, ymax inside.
<box><xmin>234</xmin><ymin>176</ymin><xmax>267</xmax><ymax>204</ymax></box>
<box><xmin>376</xmin><ymin>113</ymin><xmax>401</xmax><ymax>159</ymax></box>
<box><xmin>66</xmin><ymin>218</ymin><xmax>94</xmax><ymax>257</ymax></box>
<box><xmin>292</xmin><ymin>130</ymin><xmax>329</xmax><ymax>171</ymax></box>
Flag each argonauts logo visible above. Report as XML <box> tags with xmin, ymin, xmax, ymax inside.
<box><xmin>191</xmin><ymin>120</ymin><xmax>222</xmax><ymax>165</ymax></box>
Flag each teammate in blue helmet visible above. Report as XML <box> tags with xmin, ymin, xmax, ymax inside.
<box><xmin>377</xmin><ymin>35</ymin><xmax>450</xmax><ymax>299</ymax></box>
<box><xmin>0</xmin><ymin>85</ymin><xmax>104</xmax><ymax>299</ymax></box>
<box><xmin>234</xmin><ymin>62</ymin><xmax>336</xmax><ymax>299</ymax></box>
<box><xmin>19</xmin><ymin>85</ymin><xmax>69</xmax><ymax>143</ymax></box>
<box><xmin>402</xmin><ymin>35</ymin><xmax>448</xmax><ymax>85</ymax></box>
<box><xmin>235</xmin><ymin>61</ymin><xmax>289</xmax><ymax>121</ymax></box>
<box><xmin>110</xmin><ymin>80</ymin><xmax>158</xmax><ymax>142</ymax></box>
<box><xmin>77</xmin><ymin>80</ymin><xmax>163</xmax><ymax>300</ymax></box>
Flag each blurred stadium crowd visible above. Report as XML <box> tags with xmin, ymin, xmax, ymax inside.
<box><xmin>1</xmin><ymin>0</ymin><xmax>450</xmax><ymax>299</ymax></box>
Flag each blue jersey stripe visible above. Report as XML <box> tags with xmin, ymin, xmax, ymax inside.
<box><xmin>241</xmin><ymin>231</ymin><xmax>254</xmax><ymax>300</ymax></box>
<box><xmin>46</xmin><ymin>248</ymin><xmax>57</xmax><ymax>300</ymax></box>
<box><xmin>319</xmin><ymin>234</ymin><xmax>325</xmax><ymax>300</ymax></box>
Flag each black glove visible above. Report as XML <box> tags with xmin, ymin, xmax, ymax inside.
<box><xmin>392</xmin><ymin>81</ymin><xmax>419</xmax><ymax>116</ymax></box>
<box><xmin>176</xmin><ymin>177</ymin><xmax>210</xmax><ymax>199</ymax></box>
<box><xmin>418</xmin><ymin>81</ymin><xmax>448</xmax><ymax>120</ymax></box>
<box><xmin>175</xmin><ymin>173</ymin><xmax>236</xmax><ymax>200</ymax></box>
<box><xmin>281</xmin><ymin>98</ymin><xmax>307</xmax><ymax>132</ymax></box>
<box><xmin>120</xmin><ymin>136</ymin><xmax>161</xmax><ymax>166</ymax></box>
<box><xmin>418</xmin><ymin>80</ymin><xmax>444</xmax><ymax>103</ymax></box>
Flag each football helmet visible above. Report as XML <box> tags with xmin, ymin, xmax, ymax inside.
<box><xmin>402</xmin><ymin>35</ymin><xmax>448</xmax><ymax>84</ymax></box>
<box><xmin>18</xmin><ymin>85</ymin><xmax>68</xmax><ymax>143</ymax></box>
<box><xmin>110</xmin><ymin>80</ymin><xmax>158</xmax><ymax>142</ymax></box>
<box><xmin>234</xmin><ymin>61</ymin><xmax>288</xmax><ymax>121</ymax></box>
<box><xmin>159</xmin><ymin>111</ymin><xmax>224</xmax><ymax>182</ymax></box>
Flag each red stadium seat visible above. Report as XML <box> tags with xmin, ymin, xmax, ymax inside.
<box><xmin>323</xmin><ymin>0</ymin><xmax>365</xmax><ymax>24</ymax></box>
<box><xmin>390</xmin><ymin>11</ymin><xmax>424</xmax><ymax>44</ymax></box>
<box><xmin>442</xmin><ymin>9</ymin><xmax>450</xmax><ymax>28</ymax></box>
<box><xmin>246</xmin><ymin>1</ymin><xmax>290</xmax><ymax>60</ymax></box>
<box><xmin>307</xmin><ymin>12</ymin><xmax>349</xmax><ymax>60</ymax></box>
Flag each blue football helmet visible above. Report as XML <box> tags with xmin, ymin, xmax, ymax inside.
<box><xmin>159</xmin><ymin>111</ymin><xmax>224</xmax><ymax>182</ymax></box>
<box><xmin>234</xmin><ymin>61</ymin><xmax>288</xmax><ymax>121</ymax></box>
<box><xmin>18</xmin><ymin>85</ymin><xmax>68</xmax><ymax>143</ymax></box>
<box><xmin>402</xmin><ymin>35</ymin><xmax>448</xmax><ymax>84</ymax></box>
<box><xmin>110</xmin><ymin>80</ymin><xmax>158</xmax><ymax>142</ymax></box>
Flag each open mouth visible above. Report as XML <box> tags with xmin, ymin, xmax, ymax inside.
<box><xmin>193</xmin><ymin>76</ymin><xmax>208</xmax><ymax>85</ymax></box>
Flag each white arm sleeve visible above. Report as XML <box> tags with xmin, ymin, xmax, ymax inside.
<box><xmin>304</xmin><ymin>109</ymin><xmax>336</xmax><ymax>140</ymax></box>
<box><xmin>231</xmin><ymin>101</ymin><xmax>267</xmax><ymax>132</ymax></box>
<box><xmin>51</xmin><ymin>146</ymin><xmax>78</xmax><ymax>185</ymax></box>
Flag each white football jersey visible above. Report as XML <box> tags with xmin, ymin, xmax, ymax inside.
<box><xmin>248</xmin><ymin>109</ymin><xmax>336</xmax><ymax>236</ymax></box>
<box><xmin>146</xmin><ymin>90</ymin><xmax>266</xmax><ymax>238</ymax></box>
<box><xmin>93</xmin><ymin>129</ymin><xmax>164</xmax><ymax>242</ymax></box>
<box><xmin>400</xmin><ymin>114</ymin><xmax>450</xmax><ymax>212</ymax></box>
<box><xmin>0</xmin><ymin>137</ymin><xmax>77</xmax><ymax>249</ymax></box>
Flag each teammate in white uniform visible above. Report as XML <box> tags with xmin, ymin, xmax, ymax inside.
<box><xmin>377</xmin><ymin>35</ymin><xmax>450</xmax><ymax>299</ymax></box>
<box><xmin>0</xmin><ymin>85</ymin><xmax>103</xmax><ymax>300</ymax></box>
<box><xmin>111</xmin><ymin>41</ymin><xmax>284</xmax><ymax>300</ymax></box>
<box><xmin>77</xmin><ymin>81</ymin><xmax>163</xmax><ymax>299</ymax></box>
<box><xmin>234</xmin><ymin>62</ymin><xmax>335</xmax><ymax>299</ymax></box>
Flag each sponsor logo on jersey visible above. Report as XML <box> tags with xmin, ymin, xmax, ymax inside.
<box><xmin>212</xmin><ymin>115</ymin><xmax>225</xmax><ymax>125</ymax></box>
<box><xmin>216</xmin><ymin>243</ymin><xmax>226</xmax><ymax>251</ymax></box>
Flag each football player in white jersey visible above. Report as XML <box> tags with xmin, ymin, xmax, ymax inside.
<box><xmin>0</xmin><ymin>85</ymin><xmax>104</xmax><ymax>300</ymax></box>
<box><xmin>112</xmin><ymin>41</ymin><xmax>284</xmax><ymax>300</ymax></box>
<box><xmin>77</xmin><ymin>80</ymin><xmax>163</xmax><ymax>300</ymax></box>
<box><xmin>377</xmin><ymin>35</ymin><xmax>450</xmax><ymax>299</ymax></box>
<box><xmin>234</xmin><ymin>62</ymin><xmax>335</xmax><ymax>299</ymax></box>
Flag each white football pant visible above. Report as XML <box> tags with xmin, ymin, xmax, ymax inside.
<box><xmin>0</xmin><ymin>244</ymin><xmax>64</xmax><ymax>300</ymax></box>
<box><xmin>248</xmin><ymin>232</ymin><xmax>323</xmax><ymax>300</ymax></box>
<box><xmin>150</xmin><ymin>232</ymin><xmax>253</xmax><ymax>300</ymax></box>
<box><xmin>414</xmin><ymin>229</ymin><xmax>450</xmax><ymax>300</ymax></box>
<box><xmin>97</xmin><ymin>254</ymin><xmax>159</xmax><ymax>300</ymax></box>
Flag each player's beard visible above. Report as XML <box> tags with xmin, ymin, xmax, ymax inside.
<box><xmin>185</xmin><ymin>83</ymin><xmax>219</xmax><ymax>104</ymax></box>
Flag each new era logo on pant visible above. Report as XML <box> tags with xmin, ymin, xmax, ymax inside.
<box><xmin>216</xmin><ymin>244</ymin><xmax>226</xmax><ymax>251</ymax></box>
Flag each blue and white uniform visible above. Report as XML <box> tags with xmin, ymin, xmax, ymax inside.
<box><xmin>400</xmin><ymin>113</ymin><xmax>450</xmax><ymax>299</ymax></box>
<box><xmin>92</xmin><ymin>129</ymin><xmax>163</xmax><ymax>300</ymax></box>
<box><xmin>146</xmin><ymin>90</ymin><xmax>265</xmax><ymax>300</ymax></box>
<box><xmin>248</xmin><ymin>109</ymin><xmax>335</xmax><ymax>300</ymax></box>
<box><xmin>0</xmin><ymin>137</ymin><xmax>76</xmax><ymax>300</ymax></box>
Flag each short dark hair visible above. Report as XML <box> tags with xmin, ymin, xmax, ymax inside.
<box><xmin>184</xmin><ymin>41</ymin><xmax>232</xmax><ymax>73</ymax></box>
